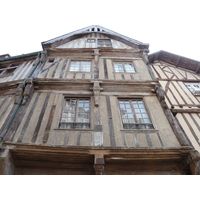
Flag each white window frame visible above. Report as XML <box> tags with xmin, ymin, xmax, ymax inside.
<box><xmin>113</xmin><ymin>62</ymin><xmax>136</xmax><ymax>73</ymax></box>
<box><xmin>69</xmin><ymin>61</ymin><xmax>91</xmax><ymax>72</ymax></box>
<box><xmin>185</xmin><ymin>82</ymin><xmax>200</xmax><ymax>95</ymax></box>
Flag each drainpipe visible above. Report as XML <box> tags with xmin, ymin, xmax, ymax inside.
<box><xmin>0</xmin><ymin>52</ymin><xmax>41</xmax><ymax>142</ymax></box>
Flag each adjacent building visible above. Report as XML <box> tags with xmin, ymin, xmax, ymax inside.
<box><xmin>149</xmin><ymin>51</ymin><xmax>200</xmax><ymax>153</ymax></box>
<box><xmin>0</xmin><ymin>25</ymin><xmax>200</xmax><ymax>175</ymax></box>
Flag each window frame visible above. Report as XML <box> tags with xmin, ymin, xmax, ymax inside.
<box><xmin>97</xmin><ymin>39</ymin><xmax>112</xmax><ymax>48</ymax></box>
<box><xmin>113</xmin><ymin>62</ymin><xmax>136</xmax><ymax>73</ymax></box>
<box><xmin>59</xmin><ymin>98</ymin><xmax>91</xmax><ymax>130</ymax></box>
<box><xmin>69</xmin><ymin>61</ymin><xmax>92</xmax><ymax>72</ymax></box>
<box><xmin>118</xmin><ymin>98</ymin><xmax>154</xmax><ymax>130</ymax></box>
<box><xmin>185</xmin><ymin>82</ymin><xmax>200</xmax><ymax>95</ymax></box>
<box><xmin>87</xmin><ymin>38</ymin><xmax>96</xmax><ymax>43</ymax></box>
<box><xmin>0</xmin><ymin>65</ymin><xmax>17</xmax><ymax>78</ymax></box>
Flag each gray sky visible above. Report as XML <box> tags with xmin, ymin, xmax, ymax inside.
<box><xmin>0</xmin><ymin>0</ymin><xmax>199</xmax><ymax>61</ymax></box>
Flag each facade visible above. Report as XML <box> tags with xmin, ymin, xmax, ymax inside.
<box><xmin>149</xmin><ymin>51</ymin><xmax>200</xmax><ymax>153</ymax></box>
<box><xmin>0</xmin><ymin>25</ymin><xmax>200</xmax><ymax>175</ymax></box>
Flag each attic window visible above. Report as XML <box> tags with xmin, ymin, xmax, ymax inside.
<box><xmin>48</xmin><ymin>58</ymin><xmax>55</xmax><ymax>63</ymax></box>
<box><xmin>87</xmin><ymin>39</ymin><xmax>95</xmax><ymax>43</ymax></box>
<box><xmin>98</xmin><ymin>39</ymin><xmax>112</xmax><ymax>47</ymax></box>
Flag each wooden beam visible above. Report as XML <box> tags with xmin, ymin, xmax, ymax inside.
<box><xmin>175</xmin><ymin>56</ymin><xmax>182</xmax><ymax>68</ymax></box>
<box><xmin>195</xmin><ymin>63</ymin><xmax>200</xmax><ymax>73</ymax></box>
<box><xmin>172</xmin><ymin>109</ymin><xmax>200</xmax><ymax>113</ymax></box>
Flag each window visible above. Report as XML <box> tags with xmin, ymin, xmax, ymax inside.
<box><xmin>69</xmin><ymin>61</ymin><xmax>91</xmax><ymax>72</ymax></box>
<box><xmin>59</xmin><ymin>98</ymin><xmax>90</xmax><ymax>129</ymax></box>
<box><xmin>185</xmin><ymin>83</ymin><xmax>200</xmax><ymax>95</ymax></box>
<box><xmin>114</xmin><ymin>62</ymin><xmax>136</xmax><ymax>73</ymax></box>
<box><xmin>97</xmin><ymin>39</ymin><xmax>112</xmax><ymax>47</ymax></box>
<box><xmin>119</xmin><ymin>99</ymin><xmax>153</xmax><ymax>130</ymax></box>
<box><xmin>0</xmin><ymin>65</ymin><xmax>17</xmax><ymax>76</ymax></box>
<box><xmin>87</xmin><ymin>39</ymin><xmax>95</xmax><ymax>43</ymax></box>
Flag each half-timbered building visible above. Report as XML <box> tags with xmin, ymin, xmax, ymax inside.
<box><xmin>149</xmin><ymin>51</ymin><xmax>200</xmax><ymax>154</ymax></box>
<box><xmin>0</xmin><ymin>26</ymin><xmax>200</xmax><ymax>175</ymax></box>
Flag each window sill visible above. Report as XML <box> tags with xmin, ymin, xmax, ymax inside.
<box><xmin>121</xmin><ymin>129</ymin><xmax>158</xmax><ymax>133</ymax></box>
<box><xmin>54</xmin><ymin>128</ymin><xmax>93</xmax><ymax>131</ymax></box>
<box><xmin>68</xmin><ymin>71</ymin><xmax>91</xmax><ymax>73</ymax></box>
<box><xmin>114</xmin><ymin>72</ymin><xmax>137</xmax><ymax>74</ymax></box>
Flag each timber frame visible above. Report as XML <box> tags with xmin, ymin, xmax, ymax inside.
<box><xmin>1</xmin><ymin>25</ymin><xmax>200</xmax><ymax>175</ymax></box>
<box><xmin>149</xmin><ymin>50</ymin><xmax>200</xmax><ymax>74</ymax></box>
<box><xmin>1</xmin><ymin>143</ymin><xmax>199</xmax><ymax>175</ymax></box>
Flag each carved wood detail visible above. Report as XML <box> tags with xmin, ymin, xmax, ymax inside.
<box><xmin>22</xmin><ymin>79</ymin><xmax>34</xmax><ymax>104</ymax></box>
<box><xmin>90</xmin><ymin>81</ymin><xmax>103</xmax><ymax>107</ymax></box>
<box><xmin>92</xmin><ymin>49</ymin><xmax>101</xmax><ymax>66</ymax></box>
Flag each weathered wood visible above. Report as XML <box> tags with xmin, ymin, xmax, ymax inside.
<box><xmin>93</xmin><ymin>164</ymin><xmax>104</xmax><ymax>175</ymax></box>
<box><xmin>172</xmin><ymin>109</ymin><xmax>200</xmax><ymax>113</ymax></box>
<box><xmin>31</xmin><ymin>93</ymin><xmax>50</xmax><ymax>143</ymax></box>
<box><xmin>0</xmin><ymin>147</ymin><xmax>14</xmax><ymax>175</ymax></box>
<box><xmin>43</xmin><ymin>94</ymin><xmax>58</xmax><ymax>144</ymax></box>
<box><xmin>103</xmin><ymin>58</ymin><xmax>108</xmax><ymax>79</ymax></box>
<box><xmin>162</xmin><ymin>107</ymin><xmax>192</xmax><ymax>146</ymax></box>
<box><xmin>17</xmin><ymin>93</ymin><xmax>40</xmax><ymax>143</ymax></box>
<box><xmin>105</xmin><ymin>96</ymin><xmax>116</xmax><ymax>147</ymax></box>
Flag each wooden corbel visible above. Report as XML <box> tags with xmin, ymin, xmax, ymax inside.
<box><xmin>142</xmin><ymin>49</ymin><xmax>149</xmax><ymax>64</ymax></box>
<box><xmin>22</xmin><ymin>78</ymin><xmax>34</xmax><ymax>104</ymax></box>
<box><xmin>90</xmin><ymin>81</ymin><xmax>103</xmax><ymax>106</ymax></box>
<box><xmin>39</xmin><ymin>50</ymin><xmax>47</xmax><ymax>64</ymax></box>
<box><xmin>93</xmin><ymin>165</ymin><xmax>104</xmax><ymax>175</ymax></box>
<box><xmin>14</xmin><ymin>83</ymin><xmax>23</xmax><ymax>104</ymax></box>
<box><xmin>185</xmin><ymin>150</ymin><xmax>200</xmax><ymax>175</ymax></box>
<box><xmin>93</xmin><ymin>154</ymin><xmax>105</xmax><ymax>175</ymax></box>
<box><xmin>155</xmin><ymin>85</ymin><xmax>167</xmax><ymax>109</ymax></box>
<box><xmin>92</xmin><ymin>49</ymin><xmax>101</xmax><ymax>66</ymax></box>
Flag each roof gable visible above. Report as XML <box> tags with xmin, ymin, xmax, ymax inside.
<box><xmin>55</xmin><ymin>33</ymin><xmax>134</xmax><ymax>49</ymax></box>
<box><xmin>42</xmin><ymin>25</ymin><xmax>149</xmax><ymax>50</ymax></box>
<box><xmin>149</xmin><ymin>50</ymin><xmax>200</xmax><ymax>74</ymax></box>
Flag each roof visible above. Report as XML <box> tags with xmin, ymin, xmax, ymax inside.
<box><xmin>0</xmin><ymin>51</ymin><xmax>41</xmax><ymax>68</ymax></box>
<box><xmin>149</xmin><ymin>50</ymin><xmax>200</xmax><ymax>74</ymax></box>
<box><xmin>42</xmin><ymin>25</ymin><xmax>149</xmax><ymax>49</ymax></box>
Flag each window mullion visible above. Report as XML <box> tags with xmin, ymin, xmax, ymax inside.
<box><xmin>123</xmin><ymin>63</ymin><xmax>126</xmax><ymax>73</ymax></box>
<box><xmin>130</xmin><ymin>100</ymin><xmax>137</xmax><ymax>123</ymax></box>
<box><xmin>74</xmin><ymin>99</ymin><xmax>78</xmax><ymax>122</ymax></box>
<box><xmin>80</xmin><ymin>62</ymin><xmax>82</xmax><ymax>72</ymax></box>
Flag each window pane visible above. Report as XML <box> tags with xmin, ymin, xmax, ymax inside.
<box><xmin>123</xmin><ymin>119</ymin><xmax>129</xmax><ymax>123</ymax></box>
<box><xmin>114</xmin><ymin>63</ymin><xmax>124</xmax><ymax>72</ymax></box>
<box><xmin>98</xmin><ymin>39</ymin><xmax>112</xmax><ymax>47</ymax></box>
<box><xmin>70</xmin><ymin>62</ymin><xmax>80</xmax><ymax>71</ymax></box>
<box><xmin>87</xmin><ymin>39</ymin><xmax>95</xmax><ymax>43</ymax></box>
<box><xmin>60</xmin><ymin>98</ymin><xmax>90</xmax><ymax>129</ymax></box>
<box><xmin>119</xmin><ymin>99</ymin><xmax>153</xmax><ymax>130</ymax></box>
<box><xmin>144</xmin><ymin>119</ymin><xmax>150</xmax><ymax>123</ymax></box>
<box><xmin>70</xmin><ymin>61</ymin><xmax>91</xmax><ymax>72</ymax></box>
<box><xmin>124</xmin><ymin>63</ymin><xmax>135</xmax><ymax>73</ymax></box>
<box><xmin>77</xmin><ymin>99</ymin><xmax>90</xmax><ymax>123</ymax></box>
<box><xmin>81</xmin><ymin>62</ymin><xmax>91</xmax><ymax>72</ymax></box>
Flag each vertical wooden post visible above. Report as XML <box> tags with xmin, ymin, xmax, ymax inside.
<box><xmin>93</xmin><ymin>165</ymin><xmax>104</xmax><ymax>175</ymax></box>
<box><xmin>93</xmin><ymin>153</ymin><xmax>105</xmax><ymax>175</ymax></box>
<box><xmin>155</xmin><ymin>85</ymin><xmax>191</xmax><ymax>146</ymax></box>
<box><xmin>188</xmin><ymin>151</ymin><xmax>200</xmax><ymax>175</ymax></box>
<box><xmin>90</xmin><ymin>81</ymin><xmax>103</xmax><ymax>146</ymax></box>
<box><xmin>0</xmin><ymin>146</ymin><xmax>14</xmax><ymax>175</ymax></box>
